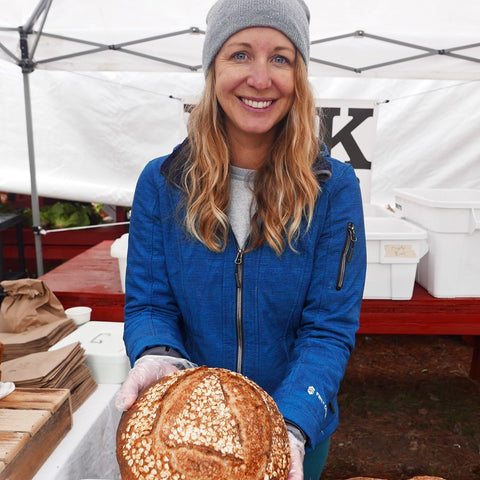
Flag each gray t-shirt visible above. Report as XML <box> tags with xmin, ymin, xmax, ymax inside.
<box><xmin>227</xmin><ymin>165</ymin><xmax>256</xmax><ymax>248</ymax></box>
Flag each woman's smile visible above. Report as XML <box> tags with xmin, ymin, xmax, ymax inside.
<box><xmin>240</xmin><ymin>97</ymin><xmax>274</xmax><ymax>109</ymax></box>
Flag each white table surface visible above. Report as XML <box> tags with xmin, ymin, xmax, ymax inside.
<box><xmin>33</xmin><ymin>384</ymin><xmax>122</xmax><ymax>480</ymax></box>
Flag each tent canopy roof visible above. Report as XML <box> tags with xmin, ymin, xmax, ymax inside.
<box><xmin>1</xmin><ymin>0</ymin><xmax>479</xmax><ymax>79</ymax></box>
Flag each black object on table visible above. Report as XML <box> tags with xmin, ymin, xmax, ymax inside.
<box><xmin>0</xmin><ymin>213</ymin><xmax>27</xmax><ymax>281</ymax></box>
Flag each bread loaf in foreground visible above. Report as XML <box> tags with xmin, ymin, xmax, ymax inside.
<box><xmin>116</xmin><ymin>366</ymin><xmax>290</xmax><ymax>480</ymax></box>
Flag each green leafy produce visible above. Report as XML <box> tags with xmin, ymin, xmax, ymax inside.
<box><xmin>40</xmin><ymin>202</ymin><xmax>101</xmax><ymax>229</ymax></box>
<box><xmin>2</xmin><ymin>198</ymin><xmax>107</xmax><ymax>229</ymax></box>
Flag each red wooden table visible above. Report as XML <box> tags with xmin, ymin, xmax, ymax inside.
<box><xmin>40</xmin><ymin>240</ymin><xmax>125</xmax><ymax>322</ymax></box>
<box><xmin>40</xmin><ymin>240</ymin><xmax>480</xmax><ymax>380</ymax></box>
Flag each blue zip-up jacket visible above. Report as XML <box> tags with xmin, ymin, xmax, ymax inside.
<box><xmin>123</xmin><ymin>140</ymin><xmax>366</xmax><ymax>451</ymax></box>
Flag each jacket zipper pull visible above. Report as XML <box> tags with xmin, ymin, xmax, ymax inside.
<box><xmin>336</xmin><ymin>222</ymin><xmax>357</xmax><ymax>291</ymax></box>
<box><xmin>235</xmin><ymin>249</ymin><xmax>244</xmax><ymax>288</ymax></box>
<box><xmin>346</xmin><ymin>223</ymin><xmax>357</xmax><ymax>261</ymax></box>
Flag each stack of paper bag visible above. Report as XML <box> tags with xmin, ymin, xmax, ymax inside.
<box><xmin>0</xmin><ymin>318</ymin><xmax>76</xmax><ymax>362</ymax></box>
<box><xmin>0</xmin><ymin>342</ymin><xmax>97</xmax><ymax>411</ymax></box>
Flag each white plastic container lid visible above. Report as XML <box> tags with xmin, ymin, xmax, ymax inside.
<box><xmin>394</xmin><ymin>188</ymin><xmax>480</xmax><ymax>208</ymax></box>
<box><xmin>365</xmin><ymin>217</ymin><xmax>428</xmax><ymax>240</ymax></box>
<box><xmin>363</xmin><ymin>203</ymin><xmax>394</xmax><ymax>218</ymax></box>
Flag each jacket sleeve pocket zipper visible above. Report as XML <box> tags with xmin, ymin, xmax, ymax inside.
<box><xmin>336</xmin><ymin>222</ymin><xmax>357</xmax><ymax>291</ymax></box>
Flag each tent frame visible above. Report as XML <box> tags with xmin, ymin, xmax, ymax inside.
<box><xmin>310</xmin><ymin>30</ymin><xmax>480</xmax><ymax>73</ymax></box>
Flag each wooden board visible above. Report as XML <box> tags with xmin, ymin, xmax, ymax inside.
<box><xmin>0</xmin><ymin>388</ymin><xmax>72</xmax><ymax>480</ymax></box>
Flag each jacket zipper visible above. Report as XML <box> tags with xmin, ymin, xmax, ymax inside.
<box><xmin>336</xmin><ymin>222</ymin><xmax>357</xmax><ymax>290</ymax></box>
<box><xmin>234</xmin><ymin>246</ymin><xmax>245</xmax><ymax>373</ymax></box>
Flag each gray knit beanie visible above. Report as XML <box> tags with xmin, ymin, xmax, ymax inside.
<box><xmin>202</xmin><ymin>0</ymin><xmax>311</xmax><ymax>74</ymax></box>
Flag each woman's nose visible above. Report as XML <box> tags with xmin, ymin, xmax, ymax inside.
<box><xmin>246</xmin><ymin>61</ymin><xmax>272</xmax><ymax>90</ymax></box>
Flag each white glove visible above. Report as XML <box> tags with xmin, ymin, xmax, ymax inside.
<box><xmin>115</xmin><ymin>355</ymin><xmax>196</xmax><ymax>411</ymax></box>
<box><xmin>286</xmin><ymin>425</ymin><xmax>306</xmax><ymax>480</ymax></box>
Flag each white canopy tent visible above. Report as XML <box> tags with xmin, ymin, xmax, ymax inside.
<box><xmin>0</xmin><ymin>0</ymin><xmax>479</xmax><ymax>274</ymax></box>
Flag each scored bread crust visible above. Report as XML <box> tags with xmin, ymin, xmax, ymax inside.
<box><xmin>116</xmin><ymin>366</ymin><xmax>290</xmax><ymax>480</ymax></box>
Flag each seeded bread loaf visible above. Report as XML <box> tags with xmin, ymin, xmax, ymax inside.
<box><xmin>116</xmin><ymin>366</ymin><xmax>290</xmax><ymax>480</ymax></box>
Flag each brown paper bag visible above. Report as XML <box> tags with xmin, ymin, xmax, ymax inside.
<box><xmin>0</xmin><ymin>342</ymin><xmax>83</xmax><ymax>385</ymax></box>
<box><xmin>0</xmin><ymin>279</ymin><xmax>67</xmax><ymax>333</ymax></box>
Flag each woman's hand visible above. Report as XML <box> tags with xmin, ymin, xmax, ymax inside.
<box><xmin>286</xmin><ymin>426</ymin><xmax>306</xmax><ymax>480</ymax></box>
<box><xmin>115</xmin><ymin>355</ymin><xmax>196</xmax><ymax>411</ymax></box>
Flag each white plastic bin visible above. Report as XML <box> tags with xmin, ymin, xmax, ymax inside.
<box><xmin>110</xmin><ymin>233</ymin><xmax>129</xmax><ymax>293</ymax></box>
<box><xmin>364</xmin><ymin>217</ymin><xmax>428</xmax><ymax>300</ymax></box>
<box><xmin>50</xmin><ymin>321</ymin><xmax>130</xmax><ymax>384</ymax></box>
<box><xmin>395</xmin><ymin>188</ymin><xmax>480</xmax><ymax>298</ymax></box>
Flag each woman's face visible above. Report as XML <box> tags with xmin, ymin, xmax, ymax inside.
<box><xmin>214</xmin><ymin>27</ymin><xmax>296</xmax><ymax>145</ymax></box>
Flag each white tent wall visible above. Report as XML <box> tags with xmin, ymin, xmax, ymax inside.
<box><xmin>0</xmin><ymin>61</ymin><xmax>204</xmax><ymax>206</ymax></box>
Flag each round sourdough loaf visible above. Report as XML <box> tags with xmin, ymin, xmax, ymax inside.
<box><xmin>116</xmin><ymin>366</ymin><xmax>290</xmax><ymax>480</ymax></box>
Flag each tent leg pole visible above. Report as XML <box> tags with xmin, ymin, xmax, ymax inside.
<box><xmin>22</xmin><ymin>71</ymin><xmax>44</xmax><ymax>277</ymax></box>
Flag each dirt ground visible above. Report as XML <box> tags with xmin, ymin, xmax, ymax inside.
<box><xmin>321</xmin><ymin>334</ymin><xmax>480</xmax><ymax>480</ymax></box>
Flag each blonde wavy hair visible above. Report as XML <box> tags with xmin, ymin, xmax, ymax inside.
<box><xmin>182</xmin><ymin>56</ymin><xmax>320</xmax><ymax>255</ymax></box>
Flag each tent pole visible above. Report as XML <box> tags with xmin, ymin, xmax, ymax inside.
<box><xmin>22</xmin><ymin>71</ymin><xmax>44</xmax><ymax>277</ymax></box>
<box><xmin>23</xmin><ymin>0</ymin><xmax>50</xmax><ymax>32</ymax></box>
<box><xmin>18</xmin><ymin>0</ymin><xmax>51</xmax><ymax>278</ymax></box>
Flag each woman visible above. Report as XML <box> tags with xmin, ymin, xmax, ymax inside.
<box><xmin>115</xmin><ymin>1</ymin><xmax>366</xmax><ymax>479</ymax></box>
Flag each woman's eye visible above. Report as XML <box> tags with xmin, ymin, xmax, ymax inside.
<box><xmin>233</xmin><ymin>52</ymin><xmax>247</xmax><ymax>61</ymax></box>
<box><xmin>273</xmin><ymin>55</ymin><xmax>289</xmax><ymax>65</ymax></box>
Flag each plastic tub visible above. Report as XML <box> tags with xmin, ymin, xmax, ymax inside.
<box><xmin>395</xmin><ymin>188</ymin><xmax>480</xmax><ymax>297</ymax></box>
<box><xmin>65</xmin><ymin>306</ymin><xmax>92</xmax><ymax>326</ymax></box>
<box><xmin>364</xmin><ymin>217</ymin><xmax>428</xmax><ymax>300</ymax></box>
<box><xmin>50</xmin><ymin>321</ymin><xmax>130</xmax><ymax>384</ymax></box>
